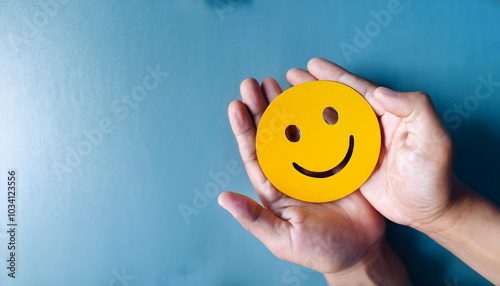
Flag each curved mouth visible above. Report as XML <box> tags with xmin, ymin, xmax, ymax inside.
<box><xmin>293</xmin><ymin>135</ymin><xmax>354</xmax><ymax>178</ymax></box>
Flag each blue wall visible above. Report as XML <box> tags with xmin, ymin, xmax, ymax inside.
<box><xmin>0</xmin><ymin>1</ymin><xmax>498</xmax><ymax>285</ymax></box>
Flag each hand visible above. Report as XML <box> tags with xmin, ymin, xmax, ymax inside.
<box><xmin>219</xmin><ymin>73</ymin><xmax>410</xmax><ymax>284</ymax></box>
<box><xmin>287</xmin><ymin>58</ymin><xmax>500</xmax><ymax>284</ymax></box>
<box><xmin>286</xmin><ymin>58</ymin><xmax>458</xmax><ymax>231</ymax></box>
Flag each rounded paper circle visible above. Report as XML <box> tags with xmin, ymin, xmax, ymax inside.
<box><xmin>256</xmin><ymin>81</ymin><xmax>381</xmax><ymax>203</ymax></box>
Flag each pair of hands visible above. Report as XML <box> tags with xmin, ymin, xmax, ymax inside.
<box><xmin>219</xmin><ymin>58</ymin><xmax>459</xmax><ymax>283</ymax></box>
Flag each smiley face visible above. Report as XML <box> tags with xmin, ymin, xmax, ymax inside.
<box><xmin>256</xmin><ymin>81</ymin><xmax>381</xmax><ymax>203</ymax></box>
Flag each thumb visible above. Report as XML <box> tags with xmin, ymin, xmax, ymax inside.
<box><xmin>374</xmin><ymin>87</ymin><xmax>450</xmax><ymax>147</ymax></box>
<box><xmin>218</xmin><ymin>191</ymin><xmax>289</xmax><ymax>254</ymax></box>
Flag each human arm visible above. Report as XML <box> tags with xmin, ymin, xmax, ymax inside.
<box><xmin>219</xmin><ymin>74</ymin><xmax>411</xmax><ymax>285</ymax></box>
<box><xmin>287</xmin><ymin>57</ymin><xmax>500</xmax><ymax>284</ymax></box>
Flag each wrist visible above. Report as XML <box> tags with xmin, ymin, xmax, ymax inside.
<box><xmin>415</xmin><ymin>177</ymin><xmax>476</xmax><ymax>235</ymax></box>
<box><xmin>324</xmin><ymin>238</ymin><xmax>411</xmax><ymax>286</ymax></box>
<box><xmin>415</xmin><ymin>179</ymin><xmax>500</xmax><ymax>284</ymax></box>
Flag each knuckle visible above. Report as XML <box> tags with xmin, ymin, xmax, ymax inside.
<box><xmin>240</xmin><ymin>149</ymin><xmax>257</xmax><ymax>164</ymax></box>
<box><xmin>250</xmin><ymin>205</ymin><xmax>262</xmax><ymax>223</ymax></box>
<box><xmin>440</xmin><ymin>133</ymin><xmax>454</xmax><ymax>158</ymax></box>
<box><xmin>414</xmin><ymin>91</ymin><xmax>432</xmax><ymax>104</ymax></box>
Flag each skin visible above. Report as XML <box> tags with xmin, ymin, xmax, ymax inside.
<box><xmin>219</xmin><ymin>57</ymin><xmax>500</xmax><ymax>285</ymax></box>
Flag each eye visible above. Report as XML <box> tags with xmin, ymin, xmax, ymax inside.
<box><xmin>285</xmin><ymin>125</ymin><xmax>301</xmax><ymax>142</ymax></box>
<box><xmin>323</xmin><ymin>107</ymin><xmax>338</xmax><ymax>125</ymax></box>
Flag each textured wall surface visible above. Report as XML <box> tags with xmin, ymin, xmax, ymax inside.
<box><xmin>0</xmin><ymin>1</ymin><xmax>498</xmax><ymax>285</ymax></box>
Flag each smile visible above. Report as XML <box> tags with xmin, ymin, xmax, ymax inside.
<box><xmin>293</xmin><ymin>135</ymin><xmax>354</xmax><ymax>178</ymax></box>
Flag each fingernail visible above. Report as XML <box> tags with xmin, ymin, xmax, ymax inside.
<box><xmin>379</xmin><ymin>87</ymin><xmax>399</xmax><ymax>96</ymax></box>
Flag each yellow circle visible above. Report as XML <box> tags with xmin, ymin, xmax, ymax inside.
<box><xmin>256</xmin><ymin>81</ymin><xmax>381</xmax><ymax>202</ymax></box>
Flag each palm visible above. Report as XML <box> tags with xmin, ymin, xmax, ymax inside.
<box><xmin>256</xmin><ymin>183</ymin><xmax>384</xmax><ymax>273</ymax></box>
<box><xmin>220</xmin><ymin>70</ymin><xmax>385</xmax><ymax>273</ymax></box>
<box><xmin>360</xmin><ymin>102</ymin><xmax>454</xmax><ymax>227</ymax></box>
<box><xmin>359</xmin><ymin>110</ymin><xmax>410</xmax><ymax>222</ymax></box>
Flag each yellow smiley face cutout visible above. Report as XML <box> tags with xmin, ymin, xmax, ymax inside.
<box><xmin>256</xmin><ymin>81</ymin><xmax>381</xmax><ymax>203</ymax></box>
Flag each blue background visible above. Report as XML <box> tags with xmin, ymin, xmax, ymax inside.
<box><xmin>1</xmin><ymin>0</ymin><xmax>499</xmax><ymax>285</ymax></box>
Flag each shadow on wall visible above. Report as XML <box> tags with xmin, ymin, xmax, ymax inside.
<box><xmin>386</xmin><ymin>223</ymin><xmax>446</xmax><ymax>285</ymax></box>
<box><xmin>452</xmin><ymin>122</ymin><xmax>500</xmax><ymax>206</ymax></box>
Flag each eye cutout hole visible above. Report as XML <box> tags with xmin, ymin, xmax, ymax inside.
<box><xmin>323</xmin><ymin>107</ymin><xmax>339</xmax><ymax>125</ymax></box>
<box><xmin>285</xmin><ymin>125</ymin><xmax>301</xmax><ymax>142</ymax></box>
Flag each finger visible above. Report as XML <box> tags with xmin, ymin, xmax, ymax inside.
<box><xmin>286</xmin><ymin>68</ymin><xmax>317</xmax><ymax>86</ymax></box>
<box><xmin>218</xmin><ymin>191</ymin><xmax>290</xmax><ymax>255</ymax></box>
<box><xmin>373</xmin><ymin>87</ymin><xmax>451</xmax><ymax>149</ymax></box>
<box><xmin>307</xmin><ymin>57</ymin><xmax>384</xmax><ymax>116</ymax></box>
<box><xmin>240</xmin><ymin>78</ymin><xmax>268</xmax><ymax>127</ymax></box>
<box><xmin>261</xmin><ymin>78</ymin><xmax>283</xmax><ymax>103</ymax></box>
<box><xmin>228</xmin><ymin>100</ymin><xmax>283</xmax><ymax>207</ymax></box>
